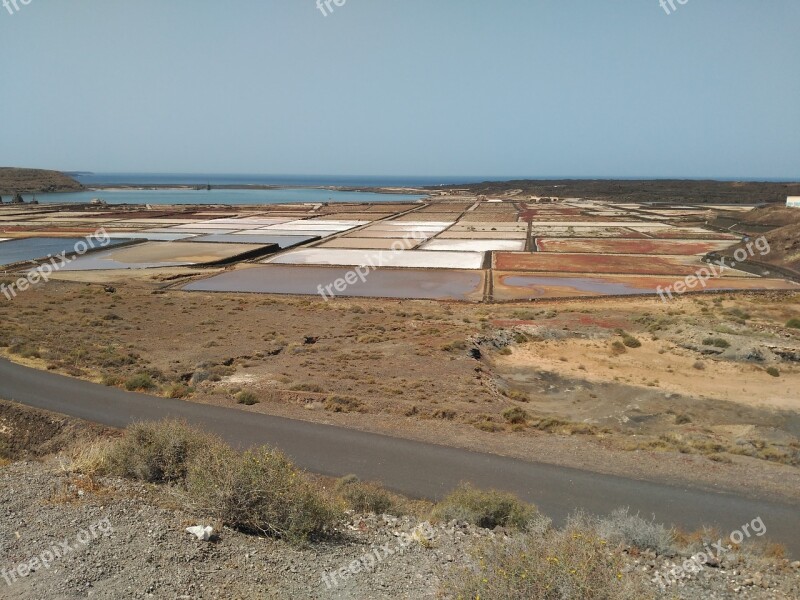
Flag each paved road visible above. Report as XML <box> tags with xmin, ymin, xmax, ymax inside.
<box><xmin>1</xmin><ymin>357</ymin><xmax>798</xmax><ymax>555</ymax></box>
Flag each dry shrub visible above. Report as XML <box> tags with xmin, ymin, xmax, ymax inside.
<box><xmin>124</xmin><ymin>373</ymin><xmax>156</xmax><ymax>391</ymax></box>
<box><xmin>49</xmin><ymin>474</ymin><xmax>113</xmax><ymax>505</ymax></box>
<box><xmin>622</xmin><ymin>334</ymin><xmax>642</xmax><ymax>349</ymax></box>
<box><xmin>105</xmin><ymin>420</ymin><xmax>222</xmax><ymax>483</ymax></box>
<box><xmin>431</xmin><ymin>484</ymin><xmax>537</xmax><ymax>531</ymax></box>
<box><xmin>594</xmin><ymin>508</ymin><xmax>675</xmax><ymax>555</ymax></box>
<box><xmin>442</xmin><ymin>515</ymin><xmax>653</xmax><ymax>599</ymax></box>
<box><xmin>187</xmin><ymin>444</ymin><xmax>340</xmax><ymax>542</ymax></box>
<box><xmin>167</xmin><ymin>383</ymin><xmax>193</xmax><ymax>399</ymax></box>
<box><xmin>236</xmin><ymin>390</ymin><xmax>260</xmax><ymax>405</ymax></box>
<box><xmin>66</xmin><ymin>438</ymin><xmax>118</xmax><ymax>476</ymax></box>
<box><xmin>336</xmin><ymin>475</ymin><xmax>397</xmax><ymax>515</ymax></box>
<box><xmin>610</xmin><ymin>340</ymin><xmax>627</xmax><ymax>355</ymax></box>
<box><xmin>324</xmin><ymin>395</ymin><xmax>364</xmax><ymax>413</ymax></box>
<box><xmin>502</xmin><ymin>407</ymin><xmax>529</xmax><ymax>425</ymax></box>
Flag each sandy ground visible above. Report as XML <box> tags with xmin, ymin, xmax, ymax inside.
<box><xmin>502</xmin><ymin>337</ymin><xmax>798</xmax><ymax>410</ymax></box>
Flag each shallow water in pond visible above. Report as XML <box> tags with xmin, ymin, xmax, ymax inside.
<box><xmin>184</xmin><ymin>265</ymin><xmax>486</xmax><ymax>301</ymax></box>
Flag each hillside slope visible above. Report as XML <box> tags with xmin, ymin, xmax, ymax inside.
<box><xmin>0</xmin><ymin>167</ymin><xmax>84</xmax><ymax>194</ymax></box>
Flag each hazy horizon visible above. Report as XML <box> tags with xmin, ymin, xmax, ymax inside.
<box><xmin>2</xmin><ymin>1</ymin><xmax>799</xmax><ymax>179</ymax></box>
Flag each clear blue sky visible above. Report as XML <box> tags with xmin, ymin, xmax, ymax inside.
<box><xmin>1</xmin><ymin>1</ymin><xmax>798</xmax><ymax>179</ymax></box>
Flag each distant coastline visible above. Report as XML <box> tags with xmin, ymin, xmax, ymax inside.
<box><xmin>4</xmin><ymin>169</ymin><xmax>800</xmax><ymax>205</ymax></box>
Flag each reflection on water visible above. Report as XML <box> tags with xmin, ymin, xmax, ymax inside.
<box><xmin>185</xmin><ymin>265</ymin><xmax>485</xmax><ymax>301</ymax></box>
<box><xmin>20</xmin><ymin>188</ymin><xmax>426</xmax><ymax>206</ymax></box>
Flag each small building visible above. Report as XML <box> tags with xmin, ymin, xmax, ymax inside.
<box><xmin>787</xmin><ymin>196</ymin><xmax>800</xmax><ymax>208</ymax></box>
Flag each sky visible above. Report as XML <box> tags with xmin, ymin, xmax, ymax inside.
<box><xmin>1</xmin><ymin>1</ymin><xmax>799</xmax><ymax>179</ymax></box>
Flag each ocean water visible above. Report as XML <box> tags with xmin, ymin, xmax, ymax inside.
<box><xmin>69</xmin><ymin>173</ymin><xmax>483</xmax><ymax>187</ymax></box>
<box><xmin>14</xmin><ymin>172</ymin><xmax>505</xmax><ymax>205</ymax></box>
<box><xmin>19</xmin><ymin>188</ymin><xmax>427</xmax><ymax>206</ymax></box>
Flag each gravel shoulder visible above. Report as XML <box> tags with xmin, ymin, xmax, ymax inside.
<box><xmin>1</xmin><ymin>459</ymin><xmax>799</xmax><ymax>600</ymax></box>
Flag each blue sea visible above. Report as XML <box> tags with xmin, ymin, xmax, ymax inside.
<box><xmin>14</xmin><ymin>173</ymin><xmax>494</xmax><ymax>205</ymax></box>
<box><xmin>70</xmin><ymin>173</ymin><xmax>483</xmax><ymax>187</ymax></box>
<box><xmin>21</xmin><ymin>188</ymin><xmax>426</xmax><ymax>206</ymax></box>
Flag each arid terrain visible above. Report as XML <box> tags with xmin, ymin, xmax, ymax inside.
<box><xmin>1</xmin><ymin>273</ymin><xmax>798</xmax><ymax>502</ymax></box>
<box><xmin>436</xmin><ymin>180</ymin><xmax>800</xmax><ymax>205</ymax></box>
<box><xmin>2</xmin><ymin>403</ymin><xmax>798</xmax><ymax>599</ymax></box>
<box><xmin>1</xmin><ymin>196</ymin><xmax>799</xmax><ymax>505</ymax></box>
<box><xmin>0</xmin><ymin>168</ymin><xmax>84</xmax><ymax>194</ymax></box>
<box><xmin>1</xmin><ymin>193</ymin><xmax>799</xmax><ymax>600</ymax></box>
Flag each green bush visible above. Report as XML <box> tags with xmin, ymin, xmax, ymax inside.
<box><xmin>621</xmin><ymin>334</ymin><xmax>641</xmax><ymax>349</ymax></box>
<box><xmin>236</xmin><ymin>390</ymin><xmax>259</xmax><ymax>405</ymax></box>
<box><xmin>124</xmin><ymin>373</ymin><xmax>157</xmax><ymax>391</ymax></box>
<box><xmin>335</xmin><ymin>475</ymin><xmax>395</xmax><ymax>514</ymax></box>
<box><xmin>702</xmin><ymin>337</ymin><xmax>730</xmax><ymax>349</ymax></box>
<box><xmin>106</xmin><ymin>420</ymin><xmax>222</xmax><ymax>483</ymax></box>
<box><xmin>187</xmin><ymin>445</ymin><xmax>340</xmax><ymax>542</ymax></box>
<box><xmin>766</xmin><ymin>366</ymin><xmax>780</xmax><ymax>378</ymax></box>
<box><xmin>431</xmin><ymin>484</ymin><xmax>537</xmax><ymax>531</ymax></box>
<box><xmin>502</xmin><ymin>407</ymin><xmax>529</xmax><ymax>425</ymax></box>
<box><xmin>786</xmin><ymin>318</ymin><xmax>800</xmax><ymax>329</ymax></box>
<box><xmin>610</xmin><ymin>340</ymin><xmax>627</xmax><ymax>355</ymax></box>
<box><xmin>442</xmin><ymin>514</ymin><xmax>648</xmax><ymax>599</ymax></box>
<box><xmin>101</xmin><ymin>373</ymin><xmax>122</xmax><ymax>387</ymax></box>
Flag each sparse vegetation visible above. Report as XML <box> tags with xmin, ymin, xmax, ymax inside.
<box><xmin>674</xmin><ymin>413</ymin><xmax>692</xmax><ymax>425</ymax></box>
<box><xmin>102</xmin><ymin>420</ymin><xmax>340</xmax><ymax>542</ymax></box>
<box><xmin>621</xmin><ymin>334</ymin><xmax>642</xmax><ymax>348</ymax></box>
<box><xmin>502</xmin><ymin>407</ymin><xmax>529</xmax><ymax>425</ymax></box>
<box><xmin>324</xmin><ymin>395</ymin><xmax>364</xmax><ymax>413</ymax></box>
<box><xmin>431</xmin><ymin>484</ymin><xmax>538</xmax><ymax>531</ymax></box>
<box><xmin>166</xmin><ymin>383</ymin><xmax>192</xmax><ymax>399</ymax></box>
<box><xmin>702</xmin><ymin>337</ymin><xmax>730</xmax><ymax>349</ymax></box>
<box><xmin>594</xmin><ymin>507</ymin><xmax>675</xmax><ymax>555</ymax></box>
<box><xmin>236</xmin><ymin>390</ymin><xmax>260</xmax><ymax>405</ymax></box>
<box><xmin>290</xmin><ymin>383</ymin><xmax>324</xmax><ymax>393</ymax></box>
<box><xmin>187</xmin><ymin>444</ymin><xmax>340</xmax><ymax>542</ymax></box>
<box><xmin>610</xmin><ymin>340</ymin><xmax>627</xmax><ymax>355</ymax></box>
<box><xmin>123</xmin><ymin>373</ymin><xmax>157</xmax><ymax>391</ymax></box>
<box><xmin>105</xmin><ymin>420</ymin><xmax>220</xmax><ymax>483</ymax></box>
<box><xmin>443</xmin><ymin>513</ymin><xmax>649</xmax><ymax>599</ymax></box>
<box><xmin>336</xmin><ymin>475</ymin><xmax>397</xmax><ymax>514</ymax></box>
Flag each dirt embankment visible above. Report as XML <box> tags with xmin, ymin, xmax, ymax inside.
<box><xmin>0</xmin><ymin>168</ymin><xmax>84</xmax><ymax>194</ymax></box>
<box><xmin>712</xmin><ymin>205</ymin><xmax>800</xmax><ymax>274</ymax></box>
<box><xmin>0</xmin><ymin>400</ymin><xmax>115</xmax><ymax>462</ymax></box>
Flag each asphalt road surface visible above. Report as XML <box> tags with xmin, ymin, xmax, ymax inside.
<box><xmin>1</xmin><ymin>357</ymin><xmax>797</xmax><ymax>555</ymax></box>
